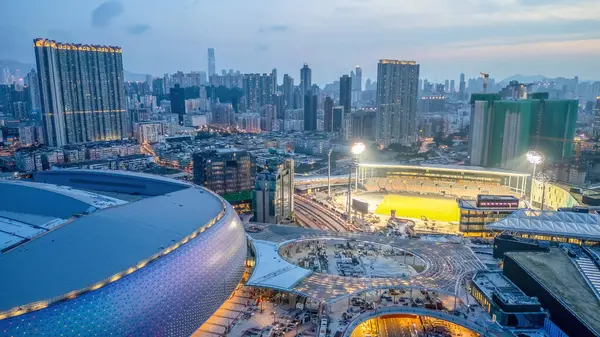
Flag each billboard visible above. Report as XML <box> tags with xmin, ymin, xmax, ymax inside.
<box><xmin>352</xmin><ymin>198</ymin><xmax>369</xmax><ymax>213</ymax></box>
<box><xmin>476</xmin><ymin>195</ymin><xmax>519</xmax><ymax>208</ymax></box>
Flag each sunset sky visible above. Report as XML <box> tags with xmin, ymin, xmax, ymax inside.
<box><xmin>1</xmin><ymin>0</ymin><xmax>599</xmax><ymax>83</ymax></box>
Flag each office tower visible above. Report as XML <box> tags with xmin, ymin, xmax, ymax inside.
<box><xmin>375</xmin><ymin>59</ymin><xmax>419</xmax><ymax>146</ymax></box>
<box><xmin>208</xmin><ymin>48</ymin><xmax>216</xmax><ymax>77</ymax></box>
<box><xmin>355</xmin><ymin>66</ymin><xmax>363</xmax><ymax>91</ymax></box>
<box><xmin>444</xmin><ymin>80</ymin><xmax>449</xmax><ymax>93</ymax></box>
<box><xmin>303</xmin><ymin>92</ymin><xmax>317</xmax><ymax>131</ymax></box>
<box><xmin>324</xmin><ymin>96</ymin><xmax>334</xmax><ymax>132</ymax></box>
<box><xmin>332</xmin><ymin>106</ymin><xmax>343</xmax><ymax>133</ymax></box>
<box><xmin>272</xmin><ymin>93</ymin><xmax>285</xmax><ymax>120</ymax></box>
<box><xmin>253</xmin><ymin>159</ymin><xmax>294</xmax><ymax>224</ymax></box>
<box><xmin>450</xmin><ymin>80</ymin><xmax>455</xmax><ymax>93</ymax></box>
<box><xmin>26</xmin><ymin>69</ymin><xmax>40</xmax><ymax>112</ymax></box>
<box><xmin>193</xmin><ymin>149</ymin><xmax>256</xmax><ymax>207</ymax></box>
<box><xmin>459</xmin><ymin>73</ymin><xmax>466</xmax><ymax>100</ymax></box>
<box><xmin>469</xmin><ymin>93</ymin><xmax>578</xmax><ymax>169</ymax></box>
<box><xmin>34</xmin><ymin>38</ymin><xmax>128</xmax><ymax>147</ymax></box>
<box><xmin>340</xmin><ymin>75</ymin><xmax>352</xmax><ymax>116</ymax></box>
<box><xmin>300</xmin><ymin>63</ymin><xmax>311</xmax><ymax>98</ymax></box>
<box><xmin>283</xmin><ymin>74</ymin><xmax>294</xmax><ymax>109</ymax></box>
<box><xmin>170</xmin><ymin>84</ymin><xmax>185</xmax><ymax>125</ymax></box>
<box><xmin>243</xmin><ymin>73</ymin><xmax>274</xmax><ymax>111</ymax></box>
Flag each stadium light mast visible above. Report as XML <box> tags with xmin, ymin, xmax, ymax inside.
<box><xmin>347</xmin><ymin>142</ymin><xmax>366</xmax><ymax>223</ymax></box>
<box><xmin>526</xmin><ymin>150</ymin><xmax>544</xmax><ymax>208</ymax></box>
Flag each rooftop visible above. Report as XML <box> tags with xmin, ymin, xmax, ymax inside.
<box><xmin>472</xmin><ymin>271</ymin><xmax>539</xmax><ymax>306</ymax></box>
<box><xmin>487</xmin><ymin>209</ymin><xmax>600</xmax><ymax>241</ymax></box>
<box><xmin>358</xmin><ymin>163</ymin><xmax>530</xmax><ymax>177</ymax></box>
<box><xmin>0</xmin><ymin>170</ymin><xmax>224</xmax><ymax>312</ymax></box>
<box><xmin>507</xmin><ymin>249</ymin><xmax>600</xmax><ymax>335</ymax></box>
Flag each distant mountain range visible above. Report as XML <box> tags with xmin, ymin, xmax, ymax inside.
<box><xmin>0</xmin><ymin>59</ymin><xmax>150</xmax><ymax>82</ymax></box>
<box><xmin>500</xmin><ymin>74</ymin><xmax>548</xmax><ymax>84</ymax></box>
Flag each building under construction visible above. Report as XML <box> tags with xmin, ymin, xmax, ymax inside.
<box><xmin>468</xmin><ymin>93</ymin><xmax>577</xmax><ymax>170</ymax></box>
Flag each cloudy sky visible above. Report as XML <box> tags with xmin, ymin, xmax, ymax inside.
<box><xmin>1</xmin><ymin>0</ymin><xmax>599</xmax><ymax>84</ymax></box>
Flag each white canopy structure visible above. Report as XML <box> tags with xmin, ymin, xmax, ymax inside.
<box><xmin>487</xmin><ymin>209</ymin><xmax>600</xmax><ymax>241</ymax></box>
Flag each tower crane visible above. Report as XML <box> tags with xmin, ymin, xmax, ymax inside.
<box><xmin>480</xmin><ymin>72</ymin><xmax>490</xmax><ymax>93</ymax></box>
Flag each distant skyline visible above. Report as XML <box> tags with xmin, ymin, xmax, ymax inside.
<box><xmin>1</xmin><ymin>0</ymin><xmax>600</xmax><ymax>84</ymax></box>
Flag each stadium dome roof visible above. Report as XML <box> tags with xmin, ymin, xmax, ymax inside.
<box><xmin>487</xmin><ymin>209</ymin><xmax>600</xmax><ymax>241</ymax></box>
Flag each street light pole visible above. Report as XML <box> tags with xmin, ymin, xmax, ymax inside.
<box><xmin>328</xmin><ymin>149</ymin><xmax>333</xmax><ymax>199</ymax></box>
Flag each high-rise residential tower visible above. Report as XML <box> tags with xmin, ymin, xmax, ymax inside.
<box><xmin>300</xmin><ymin>63</ymin><xmax>311</xmax><ymax>98</ymax></box>
<box><xmin>208</xmin><ymin>48</ymin><xmax>216</xmax><ymax>77</ymax></box>
<box><xmin>340</xmin><ymin>74</ymin><xmax>352</xmax><ymax>115</ymax></box>
<box><xmin>243</xmin><ymin>73</ymin><xmax>274</xmax><ymax>112</ymax></box>
<box><xmin>459</xmin><ymin>73</ymin><xmax>466</xmax><ymax>100</ymax></box>
<box><xmin>26</xmin><ymin>69</ymin><xmax>40</xmax><ymax>112</ymax></box>
<box><xmin>283</xmin><ymin>74</ymin><xmax>294</xmax><ymax>109</ymax></box>
<box><xmin>33</xmin><ymin>38</ymin><xmax>128</xmax><ymax>147</ymax></box>
<box><xmin>375</xmin><ymin>59</ymin><xmax>419</xmax><ymax>146</ymax></box>
<box><xmin>355</xmin><ymin>66</ymin><xmax>363</xmax><ymax>91</ymax></box>
<box><xmin>324</xmin><ymin>96</ymin><xmax>334</xmax><ymax>132</ymax></box>
<box><xmin>303</xmin><ymin>92</ymin><xmax>317</xmax><ymax>131</ymax></box>
<box><xmin>170</xmin><ymin>84</ymin><xmax>185</xmax><ymax>125</ymax></box>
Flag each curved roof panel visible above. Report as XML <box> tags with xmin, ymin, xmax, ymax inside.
<box><xmin>487</xmin><ymin>209</ymin><xmax>600</xmax><ymax>241</ymax></box>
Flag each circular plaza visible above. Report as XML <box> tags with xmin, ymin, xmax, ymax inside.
<box><xmin>279</xmin><ymin>239</ymin><xmax>427</xmax><ymax>279</ymax></box>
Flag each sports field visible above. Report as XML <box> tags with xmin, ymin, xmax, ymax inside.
<box><xmin>374</xmin><ymin>195</ymin><xmax>460</xmax><ymax>222</ymax></box>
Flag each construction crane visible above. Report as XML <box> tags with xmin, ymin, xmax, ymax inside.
<box><xmin>480</xmin><ymin>72</ymin><xmax>490</xmax><ymax>93</ymax></box>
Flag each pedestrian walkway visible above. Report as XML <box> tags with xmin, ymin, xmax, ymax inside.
<box><xmin>575</xmin><ymin>255</ymin><xmax>600</xmax><ymax>296</ymax></box>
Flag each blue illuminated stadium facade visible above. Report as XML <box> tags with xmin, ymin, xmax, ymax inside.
<box><xmin>0</xmin><ymin>170</ymin><xmax>247</xmax><ymax>336</ymax></box>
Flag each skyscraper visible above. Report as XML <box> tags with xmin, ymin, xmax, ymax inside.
<box><xmin>208</xmin><ymin>48</ymin><xmax>216</xmax><ymax>77</ymax></box>
<box><xmin>26</xmin><ymin>69</ymin><xmax>40</xmax><ymax>113</ymax></box>
<box><xmin>34</xmin><ymin>38</ymin><xmax>128</xmax><ymax>147</ymax></box>
<box><xmin>324</xmin><ymin>96</ymin><xmax>334</xmax><ymax>132</ymax></box>
<box><xmin>272</xmin><ymin>68</ymin><xmax>278</xmax><ymax>90</ymax></box>
<box><xmin>303</xmin><ymin>92</ymin><xmax>317</xmax><ymax>131</ymax></box>
<box><xmin>450</xmin><ymin>79</ymin><xmax>455</xmax><ymax>93</ymax></box>
<box><xmin>283</xmin><ymin>74</ymin><xmax>294</xmax><ymax>109</ymax></box>
<box><xmin>332</xmin><ymin>106</ymin><xmax>343</xmax><ymax>133</ymax></box>
<box><xmin>444</xmin><ymin>80</ymin><xmax>449</xmax><ymax>93</ymax></box>
<box><xmin>243</xmin><ymin>73</ymin><xmax>274</xmax><ymax>111</ymax></box>
<box><xmin>340</xmin><ymin>74</ymin><xmax>352</xmax><ymax>115</ymax></box>
<box><xmin>300</xmin><ymin>63</ymin><xmax>311</xmax><ymax>99</ymax></box>
<box><xmin>375</xmin><ymin>59</ymin><xmax>419</xmax><ymax>146</ymax></box>
<box><xmin>355</xmin><ymin>66</ymin><xmax>363</xmax><ymax>91</ymax></box>
<box><xmin>170</xmin><ymin>84</ymin><xmax>185</xmax><ymax>125</ymax></box>
<box><xmin>272</xmin><ymin>93</ymin><xmax>285</xmax><ymax>120</ymax></box>
<box><xmin>459</xmin><ymin>73</ymin><xmax>466</xmax><ymax>100</ymax></box>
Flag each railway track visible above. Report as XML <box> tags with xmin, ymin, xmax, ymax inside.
<box><xmin>294</xmin><ymin>197</ymin><xmax>350</xmax><ymax>232</ymax></box>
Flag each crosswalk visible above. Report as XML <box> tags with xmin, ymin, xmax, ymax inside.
<box><xmin>575</xmin><ymin>255</ymin><xmax>600</xmax><ymax>295</ymax></box>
